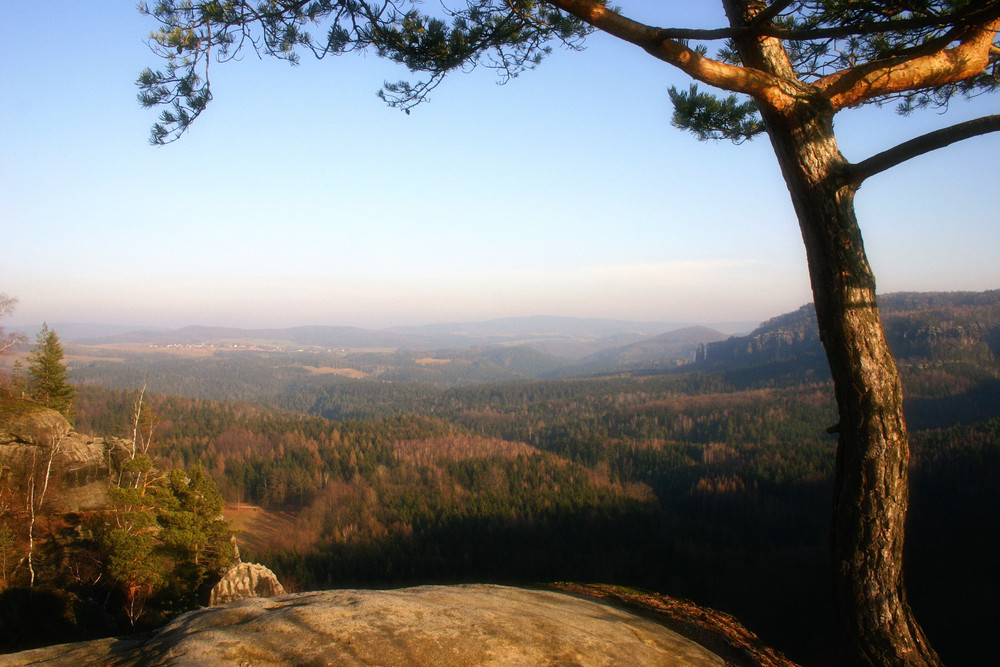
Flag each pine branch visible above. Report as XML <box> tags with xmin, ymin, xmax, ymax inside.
<box><xmin>625</xmin><ymin>2</ymin><xmax>1000</xmax><ymax>43</ymax></box>
<box><xmin>544</xmin><ymin>0</ymin><xmax>791</xmax><ymax>102</ymax></box>
<box><xmin>848</xmin><ymin>114</ymin><xmax>1000</xmax><ymax>186</ymax></box>
<box><xmin>820</xmin><ymin>17</ymin><xmax>1000</xmax><ymax>110</ymax></box>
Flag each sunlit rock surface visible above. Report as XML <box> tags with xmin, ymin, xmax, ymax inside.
<box><xmin>0</xmin><ymin>584</ymin><xmax>728</xmax><ymax>666</ymax></box>
<box><xmin>209</xmin><ymin>561</ymin><xmax>286</xmax><ymax>606</ymax></box>
<box><xmin>0</xmin><ymin>403</ymin><xmax>114</xmax><ymax>510</ymax></box>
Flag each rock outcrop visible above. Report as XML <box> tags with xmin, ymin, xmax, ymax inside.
<box><xmin>700</xmin><ymin>290</ymin><xmax>1000</xmax><ymax>369</ymax></box>
<box><xmin>209</xmin><ymin>561</ymin><xmax>286</xmax><ymax>606</ymax></box>
<box><xmin>703</xmin><ymin>305</ymin><xmax>820</xmax><ymax>366</ymax></box>
<box><xmin>0</xmin><ymin>403</ymin><xmax>72</xmax><ymax>445</ymax></box>
<box><xmin>0</xmin><ymin>401</ymin><xmax>118</xmax><ymax>511</ymax></box>
<box><xmin>0</xmin><ymin>584</ymin><xmax>736</xmax><ymax>666</ymax></box>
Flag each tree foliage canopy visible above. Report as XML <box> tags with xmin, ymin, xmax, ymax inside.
<box><xmin>138</xmin><ymin>3</ymin><xmax>1000</xmax><ymax>665</ymax></box>
<box><xmin>100</xmin><ymin>459</ymin><xmax>234</xmax><ymax>626</ymax></box>
<box><xmin>23</xmin><ymin>324</ymin><xmax>76</xmax><ymax>421</ymax></box>
<box><xmin>139</xmin><ymin>1</ymin><xmax>1000</xmax><ymax>148</ymax></box>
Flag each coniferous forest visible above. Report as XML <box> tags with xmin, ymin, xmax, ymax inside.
<box><xmin>3</xmin><ymin>292</ymin><xmax>1000</xmax><ymax>666</ymax></box>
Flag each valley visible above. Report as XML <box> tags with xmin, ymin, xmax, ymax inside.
<box><xmin>2</xmin><ymin>291</ymin><xmax>999</xmax><ymax>666</ymax></box>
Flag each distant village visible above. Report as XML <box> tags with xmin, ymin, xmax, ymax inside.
<box><xmin>146</xmin><ymin>342</ymin><xmax>330</xmax><ymax>353</ymax></box>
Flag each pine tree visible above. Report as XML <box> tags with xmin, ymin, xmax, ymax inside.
<box><xmin>24</xmin><ymin>324</ymin><xmax>76</xmax><ymax>421</ymax></box>
<box><xmin>156</xmin><ymin>465</ymin><xmax>235</xmax><ymax>605</ymax></box>
<box><xmin>138</xmin><ymin>3</ymin><xmax>1000</xmax><ymax>663</ymax></box>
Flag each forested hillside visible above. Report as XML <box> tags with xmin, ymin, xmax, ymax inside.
<box><xmin>66</xmin><ymin>291</ymin><xmax>1000</xmax><ymax>421</ymax></box>
<box><xmin>8</xmin><ymin>292</ymin><xmax>998</xmax><ymax>665</ymax></box>
<box><xmin>72</xmin><ymin>379</ymin><xmax>998</xmax><ymax>664</ymax></box>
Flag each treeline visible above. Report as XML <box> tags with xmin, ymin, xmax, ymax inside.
<box><xmin>49</xmin><ymin>293</ymin><xmax>1000</xmax><ymax>665</ymax></box>
<box><xmin>77</xmin><ymin>390</ymin><xmax>458</xmax><ymax>507</ymax></box>
<box><xmin>68</xmin><ymin>365</ymin><xmax>1000</xmax><ymax>666</ymax></box>
<box><xmin>76</xmin><ymin>379</ymin><xmax>839</xmax><ymax>512</ymax></box>
<box><xmin>68</xmin><ymin>345</ymin><xmax>566</xmax><ymax>410</ymax></box>
<box><xmin>74</xmin><ymin>382</ymin><xmax>845</xmax><ymax>662</ymax></box>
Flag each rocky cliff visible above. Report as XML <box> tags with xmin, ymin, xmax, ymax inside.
<box><xmin>701</xmin><ymin>290</ymin><xmax>1000</xmax><ymax>369</ymax></box>
<box><xmin>703</xmin><ymin>305</ymin><xmax>820</xmax><ymax>366</ymax></box>
<box><xmin>0</xmin><ymin>400</ymin><xmax>121</xmax><ymax>511</ymax></box>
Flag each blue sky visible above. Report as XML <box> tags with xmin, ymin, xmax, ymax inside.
<box><xmin>2</xmin><ymin>2</ymin><xmax>997</xmax><ymax>330</ymax></box>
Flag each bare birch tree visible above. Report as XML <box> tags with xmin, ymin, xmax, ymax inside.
<box><xmin>24</xmin><ymin>424</ymin><xmax>63</xmax><ymax>588</ymax></box>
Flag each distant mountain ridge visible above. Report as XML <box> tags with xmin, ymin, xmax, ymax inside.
<box><xmin>586</xmin><ymin>326</ymin><xmax>730</xmax><ymax>364</ymax></box>
<box><xmin>79</xmin><ymin>325</ymin><xmax>425</xmax><ymax>350</ymax></box>
<box><xmin>390</xmin><ymin>315</ymin><xmax>707</xmax><ymax>339</ymax></box>
<box><xmin>702</xmin><ymin>290</ymin><xmax>1000</xmax><ymax>370</ymax></box>
<box><xmin>72</xmin><ymin>316</ymin><xmax>743</xmax><ymax>361</ymax></box>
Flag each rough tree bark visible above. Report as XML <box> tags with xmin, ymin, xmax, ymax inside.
<box><xmin>764</xmin><ymin>105</ymin><xmax>940</xmax><ymax>667</ymax></box>
<box><xmin>721</xmin><ymin>2</ymin><xmax>941</xmax><ymax>663</ymax></box>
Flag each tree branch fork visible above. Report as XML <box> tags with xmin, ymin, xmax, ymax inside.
<box><xmin>546</xmin><ymin>0</ymin><xmax>999</xmax><ymax>112</ymax></box>
<box><xmin>544</xmin><ymin>0</ymin><xmax>1000</xmax><ymax>183</ymax></box>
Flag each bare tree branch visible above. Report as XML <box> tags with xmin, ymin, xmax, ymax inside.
<box><xmin>26</xmin><ymin>426</ymin><xmax>63</xmax><ymax>588</ymax></box>
<box><xmin>848</xmin><ymin>114</ymin><xmax>1000</xmax><ymax>186</ymax></box>
<box><xmin>0</xmin><ymin>293</ymin><xmax>24</xmax><ymax>356</ymax></box>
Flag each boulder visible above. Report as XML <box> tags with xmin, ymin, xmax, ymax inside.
<box><xmin>0</xmin><ymin>401</ymin><xmax>114</xmax><ymax>510</ymax></box>
<box><xmin>0</xmin><ymin>584</ymin><xmax>730</xmax><ymax>666</ymax></box>
<box><xmin>0</xmin><ymin>403</ymin><xmax>71</xmax><ymax>446</ymax></box>
<box><xmin>209</xmin><ymin>561</ymin><xmax>286</xmax><ymax>606</ymax></box>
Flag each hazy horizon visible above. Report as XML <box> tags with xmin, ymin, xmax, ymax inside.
<box><xmin>6</xmin><ymin>312</ymin><xmax>763</xmax><ymax>341</ymax></box>
<box><xmin>3</xmin><ymin>4</ymin><xmax>997</xmax><ymax>334</ymax></box>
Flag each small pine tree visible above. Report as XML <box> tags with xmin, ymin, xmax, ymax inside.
<box><xmin>157</xmin><ymin>465</ymin><xmax>234</xmax><ymax>574</ymax></box>
<box><xmin>24</xmin><ymin>324</ymin><xmax>76</xmax><ymax>421</ymax></box>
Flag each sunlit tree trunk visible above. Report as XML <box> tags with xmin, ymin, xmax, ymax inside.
<box><xmin>26</xmin><ymin>427</ymin><xmax>62</xmax><ymax>589</ymax></box>
<box><xmin>760</xmin><ymin>101</ymin><xmax>941</xmax><ymax>666</ymax></box>
<box><xmin>715</xmin><ymin>2</ymin><xmax>941</xmax><ymax>663</ymax></box>
<box><xmin>26</xmin><ymin>449</ymin><xmax>37</xmax><ymax>589</ymax></box>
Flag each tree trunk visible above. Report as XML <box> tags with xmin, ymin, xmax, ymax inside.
<box><xmin>719</xmin><ymin>1</ymin><xmax>942</xmax><ymax>659</ymax></box>
<box><xmin>760</xmin><ymin>102</ymin><xmax>941</xmax><ymax>666</ymax></box>
<box><xmin>26</xmin><ymin>450</ymin><xmax>37</xmax><ymax>589</ymax></box>
<box><xmin>26</xmin><ymin>428</ymin><xmax>62</xmax><ymax>589</ymax></box>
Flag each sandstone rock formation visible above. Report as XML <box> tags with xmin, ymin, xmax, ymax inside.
<box><xmin>0</xmin><ymin>584</ymin><xmax>732</xmax><ymax>666</ymax></box>
<box><xmin>0</xmin><ymin>402</ymin><xmax>118</xmax><ymax>511</ymax></box>
<box><xmin>209</xmin><ymin>561</ymin><xmax>286</xmax><ymax>606</ymax></box>
<box><xmin>0</xmin><ymin>403</ymin><xmax>71</xmax><ymax>445</ymax></box>
<box><xmin>701</xmin><ymin>290</ymin><xmax>1000</xmax><ymax>368</ymax></box>
<box><xmin>704</xmin><ymin>305</ymin><xmax>820</xmax><ymax>366</ymax></box>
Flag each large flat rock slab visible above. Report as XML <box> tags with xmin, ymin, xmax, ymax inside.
<box><xmin>1</xmin><ymin>584</ymin><xmax>726</xmax><ymax>666</ymax></box>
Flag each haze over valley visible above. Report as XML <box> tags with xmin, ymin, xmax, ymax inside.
<box><xmin>3</xmin><ymin>290</ymin><xmax>998</xmax><ymax>666</ymax></box>
<box><xmin>3</xmin><ymin>2</ymin><xmax>999</xmax><ymax>666</ymax></box>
